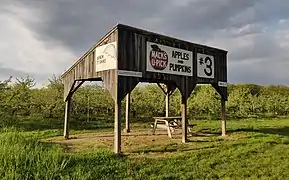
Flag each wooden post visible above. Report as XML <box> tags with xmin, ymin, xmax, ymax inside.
<box><xmin>157</xmin><ymin>83</ymin><xmax>170</xmax><ymax>117</ymax></box>
<box><xmin>221</xmin><ymin>98</ymin><xmax>226</xmax><ymax>136</ymax></box>
<box><xmin>181</xmin><ymin>95</ymin><xmax>188</xmax><ymax>143</ymax></box>
<box><xmin>114</xmin><ymin>99</ymin><xmax>122</xmax><ymax>154</ymax></box>
<box><xmin>165</xmin><ymin>91</ymin><xmax>169</xmax><ymax>117</ymax></box>
<box><xmin>87</xmin><ymin>95</ymin><xmax>90</xmax><ymax>122</ymax></box>
<box><xmin>64</xmin><ymin>97</ymin><xmax>71</xmax><ymax>139</ymax></box>
<box><xmin>124</xmin><ymin>93</ymin><xmax>130</xmax><ymax>133</ymax></box>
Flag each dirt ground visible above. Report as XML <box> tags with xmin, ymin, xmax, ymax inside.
<box><xmin>44</xmin><ymin>128</ymin><xmax>221</xmax><ymax>157</ymax></box>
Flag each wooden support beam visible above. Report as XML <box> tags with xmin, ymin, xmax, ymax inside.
<box><xmin>64</xmin><ymin>97</ymin><xmax>71</xmax><ymax>139</ymax></box>
<box><xmin>165</xmin><ymin>90</ymin><xmax>169</xmax><ymax>117</ymax></box>
<box><xmin>221</xmin><ymin>98</ymin><xmax>227</xmax><ymax>136</ymax></box>
<box><xmin>71</xmin><ymin>80</ymin><xmax>85</xmax><ymax>95</ymax></box>
<box><xmin>157</xmin><ymin>83</ymin><xmax>174</xmax><ymax>117</ymax></box>
<box><xmin>124</xmin><ymin>93</ymin><xmax>130</xmax><ymax>133</ymax></box>
<box><xmin>64</xmin><ymin>80</ymin><xmax>75</xmax><ymax>101</ymax></box>
<box><xmin>114</xmin><ymin>99</ymin><xmax>122</xmax><ymax>154</ymax></box>
<box><xmin>65</xmin><ymin>80</ymin><xmax>85</xmax><ymax>102</ymax></box>
<box><xmin>181</xmin><ymin>95</ymin><xmax>188</xmax><ymax>143</ymax></box>
<box><xmin>157</xmin><ymin>83</ymin><xmax>169</xmax><ymax>117</ymax></box>
<box><xmin>157</xmin><ymin>83</ymin><xmax>166</xmax><ymax>94</ymax></box>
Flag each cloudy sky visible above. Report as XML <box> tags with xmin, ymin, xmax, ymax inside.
<box><xmin>0</xmin><ymin>0</ymin><xmax>289</xmax><ymax>87</ymax></box>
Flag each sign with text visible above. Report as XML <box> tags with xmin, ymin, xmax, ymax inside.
<box><xmin>95</xmin><ymin>41</ymin><xmax>117</xmax><ymax>72</ymax></box>
<box><xmin>146</xmin><ymin>42</ymin><xmax>193</xmax><ymax>76</ymax></box>
<box><xmin>197</xmin><ymin>53</ymin><xmax>215</xmax><ymax>79</ymax></box>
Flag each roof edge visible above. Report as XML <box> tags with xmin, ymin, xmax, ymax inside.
<box><xmin>117</xmin><ymin>23</ymin><xmax>228</xmax><ymax>53</ymax></box>
<box><xmin>60</xmin><ymin>24</ymin><xmax>119</xmax><ymax>79</ymax></box>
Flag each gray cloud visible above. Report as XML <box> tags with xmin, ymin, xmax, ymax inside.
<box><xmin>230</xmin><ymin>33</ymin><xmax>283</xmax><ymax>61</ymax></box>
<box><xmin>159</xmin><ymin>0</ymin><xmax>259</xmax><ymax>37</ymax></box>
<box><xmin>13</xmin><ymin>0</ymin><xmax>263</xmax><ymax>51</ymax></box>
<box><xmin>1</xmin><ymin>0</ymin><xmax>289</xmax><ymax>86</ymax></box>
<box><xmin>15</xmin><ymin>0</ymin><xmax>173</xmax><ymax>55</ymax></box>
<box><xmin>16</xmin><ymin>0</ymin><xmax>289</xmax><ymax>52</ymax></box>
<box><xmin>229</xmin><ymin>58</ymin><xmax>289</xmax><ymax>85</ymax></box>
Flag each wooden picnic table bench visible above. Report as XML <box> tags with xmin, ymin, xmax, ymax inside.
<box><xmin>151</xmin><ymin>116</ymin><xmax>196</xmax><ymax>138</ymax></box>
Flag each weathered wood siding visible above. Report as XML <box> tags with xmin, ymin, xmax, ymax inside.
<box><xmin>61</xmin><ymin>28</ymin><xmax>118</xmax><ymax>100</ymax></box>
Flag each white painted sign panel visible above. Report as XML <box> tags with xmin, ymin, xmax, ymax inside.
<box><xmin>95</xmin><ymin>41</ymin><xmax>117</xmax><ymax>72</ymax></box>
<box><xmin>218</xmin><ymin>81</ymin><xmax>227</xmax><ymax>87</ymax></box>
<box><xmin>146</xmin><ymin>42</ymin><xmax>193</xmax><ymax>76</ymax></box>
<box><xmin>197</xmin><ymin>53</ymin><xmax>214</xmax><ymax>78</ymax></box>
<box><xmin>118</xmin><ymin>70</ymin><xmax>142</xmax><ymax>77</ymax></box>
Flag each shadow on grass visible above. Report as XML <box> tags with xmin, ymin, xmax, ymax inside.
<box><xmin>131</xmin><ymin>145</ymin><xmax>216</xmax><ymax>154</ymax></box>
<box><xmin>190</xmin><ymin>132</ymin><xmax>220</xmax><ymax>137</ymax></box>
<box><xmin>188</xmin><ymin>128</ymin><xmax>221</xmax><ymax>137</ymax></box>
<box><xmin>229</xmin><ymin>126</ymin><xmax>289</xmax><ymax>137</ymax></box>
<box><xmin>187</xmin><ymin>139</ymin><xmax>212</xmax><ymax>143</ymax></box>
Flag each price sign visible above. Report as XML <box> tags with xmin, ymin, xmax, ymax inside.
<box><xmin>197</xmin><ymin>53</ymin><xmax>214</xmax><ymax>78</ymax></box>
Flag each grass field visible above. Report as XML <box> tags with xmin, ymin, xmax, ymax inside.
<box><xmin>1</xmin><ymin>118</ymin><xmax>289</xmax><ymax>179</ymax></box>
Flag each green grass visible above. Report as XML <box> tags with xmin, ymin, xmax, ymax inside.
<box><xmin>0</xmin><ymin>128</ymin><xmax>67</xmax><ymax>179</ymax></box>
<box><xmin>1</xmin><ymin>118</ymin><xmax>289</xmax><ymax>179</ymax></box>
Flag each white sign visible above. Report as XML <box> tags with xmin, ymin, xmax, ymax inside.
<box><xmin>197</xmin><ymin>53</ymin><xmax>214</xmax><ymax>78</ymax></box>
<box><xmin>95</xmin><ymin>41</ymin><xmax>117</xmax><ymax>72</ymax></box>
<box><xmin>218</xmin><ymin>81</ymin><xmax>227</xmax><ymax>87</ymax></box>
<box><xmin>118</xmin><ymin>70</ymin><xmax>142</xmax><ymax>77</ymax></box>
<box><xmin>146</xmin><ymin>42</ymin><xmax>193</xmax><ymax>76</ymax></box>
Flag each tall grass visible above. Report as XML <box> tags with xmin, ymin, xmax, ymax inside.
<box><xmin>0</xmin><ymin>127</ymin><xmax>68</xmax><ymax>179</ymax></box>
<box><xmin>0</xmin><ymin>127</ymin><xmax>127</xmax><ymax>180</ymax></box>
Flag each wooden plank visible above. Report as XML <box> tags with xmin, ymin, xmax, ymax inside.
<box><xmin>181</xmin><ymin>95</ymin><xmax>188</xmax><ymax>143</ymax></box>
<box><xmin>135</xmin><ymin>33</ymin><xmax>140</xmax><ymax>70</ymax></box>
<box><xmin>165</xmin><ymin>93</ymin><xmax>169</xmax><ymax>117</ymax></box>
<box><xmin>124</xmin><ymin>93</ymin><xmax>130</xmax><ymax>133</ymax></box>
<box><xmin>153</xmin><ymin>116</ymin><xmax>181</xmax><ymax>120</ymax></box>
<box><xmin>128</xmin><ymin>30</ymin><xmax>134</xmax><ymax>70</ymax></box>
<box><xmin>84</xmin><ymin>56</ymin><xmax>88</xmax><ymax>78</ymax></box>
<box><xmin>88</xmin><ymin>53</ymin><xmax>92</xmax><ymax>78</ymax></box>
<box><xmin>114</xmin><ymin>98</ymin><xmax>121</xmax><ymax>154</ymax></box>
<box><xmin>221</xmin><ymin>98</ymin><xmax>226</xmax><ymax>136</ymax></box>
<box><xmin>114</xmin><ymin>42</ymin><xmax>121</xmax><ymax>154</ymax></box>
<box><xmin>64</xmin><ymin>97</ymin><xmax>71</xmax><ymax>139</ymax></box>
<box><xmin>165</xmin><ymin>120</ymin><xmax>172</xmax><ymax>138</ymax></box>
<box><xmin>64</xmin><ymin>80</ymin><xmax>76</xmax><ymax>101</ymax></box>
<box><xmin>165</xmin><ymin>83</ymin><xmax>174</xmax><ymax>117</ymax></box>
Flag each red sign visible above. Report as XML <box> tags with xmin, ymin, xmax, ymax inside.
<box><xmin>149</xmin><ymin>44</ymin><xmax>168</xmax><ymax>70</ymax></box>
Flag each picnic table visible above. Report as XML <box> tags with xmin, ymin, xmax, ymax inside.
<box><xmin>151</xmin><ymin>116</ymin><xmax>196</xmax><ymax>138</ymax></box>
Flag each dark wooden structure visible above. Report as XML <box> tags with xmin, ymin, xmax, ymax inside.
<box><xmin>60</xmin><ymin>24</ymin><xmax>228</xmax><ymax>154</ymax></box>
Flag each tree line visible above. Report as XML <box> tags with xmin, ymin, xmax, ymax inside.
<box><xmin>0</xmin><ymin>76</ymin><xmax>289</xmax><ymax>126</ymax></box>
